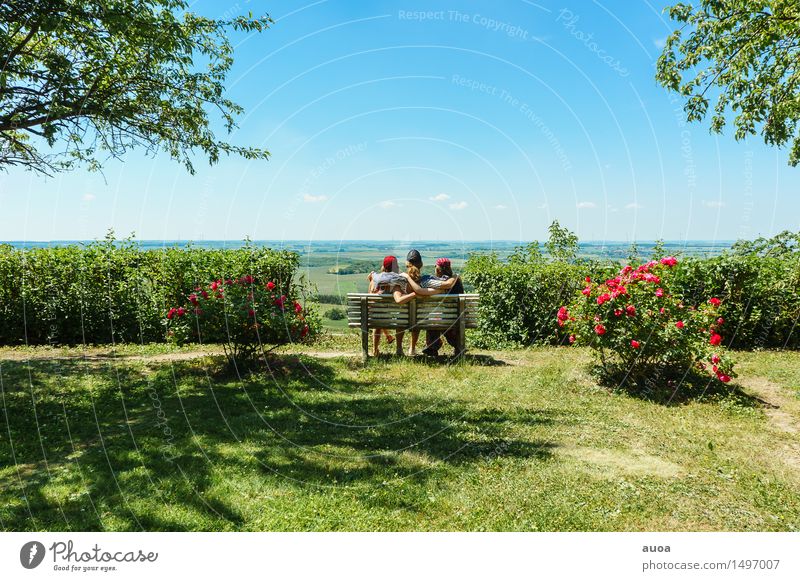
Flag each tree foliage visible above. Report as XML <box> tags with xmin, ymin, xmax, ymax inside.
<box><xmin>656</xmin><ymin>1</ymin><xmax>800</xmax><ymax>165</ymax></box>
<box><xmin>0</xmin><ymin>0</ymin><xmax>271</xmax><ymax>175</ymax></box>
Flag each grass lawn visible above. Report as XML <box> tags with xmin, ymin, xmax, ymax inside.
<box><xmin>316</xmin><ymin>303</ymin><xmax>350</xmax><ymax>331</ymax></box>
<box><xmin>0</xmin><ymin>339</ymin><xmax>798</xmax><ymax>531</ymax></box>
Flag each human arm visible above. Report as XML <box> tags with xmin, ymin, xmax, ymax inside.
<box><xmin>400</xmin><ymin>273</ymin><xmax>444</xmax><ymax>296</ymax></box>
<box><xmin>393</xmin><ymin>289</ymin><xmax>417</xmax><ymax>304</ymax></box>
<box><xmin>418</xmin><ymin>274</ymin><xmax>459</xmax><ymax>290</ymax></box>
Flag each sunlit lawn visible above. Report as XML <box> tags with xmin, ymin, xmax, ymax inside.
<box><xmin>1</xmin><ymin>340</ymin><xmax>798</xmax><ymax>531</ymax></box>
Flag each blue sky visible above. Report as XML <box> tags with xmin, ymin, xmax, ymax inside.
<box><xmin>1</xmin><ymin>0</ymin><xmax>797</xmax><ymax>242</ymax></box>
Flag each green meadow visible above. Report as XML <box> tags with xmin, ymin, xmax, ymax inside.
<box><xmin>1</xmin><ymin>341</ymin><xmax>798</xmax><ymax>531</ymax></box>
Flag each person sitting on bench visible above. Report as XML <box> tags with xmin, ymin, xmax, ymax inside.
<box><xmin>420</xmin><ymin>257</ymin><xmax>465</xmax><ymax>356</ymax></box>
<box><xmin>368</xmin><ymin>255</ymin><xmax>415</xmax><ymax>356</ymax></box>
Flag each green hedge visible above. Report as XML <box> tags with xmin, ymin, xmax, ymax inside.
<box><xmin>0</xmin><ymin>236</ymin><xmax>304</xmax><ymax>345</ymax></box>
<box><xmin>464</xmin><ymin>229</ymin><xmax>800</xmax><ymax>350</ymax></box>
<box><xmin>671</xmin><ymin>254</ymin><xmax>800</xmax><ymax>349</ymax></box>
<box><xmin>464</xmin><ymin>245</ymin><xmax>617</xmax><ymax>348</ymax></box>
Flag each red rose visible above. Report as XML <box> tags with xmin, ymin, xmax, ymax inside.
<box><xmin>188</xmin><ymin>293</ymin><xmax>198</xmax><ymax>305</ymax></box>
<box><xmin>717</xmin><ymin>317</ymin><xmax>724</xmax><ymax>325</ymax></box>
<box><xmin>655</xmin><ymin>288</ymin><xmax>664</xmax><ymax>298</ymax></box>
<box><xmin>581</xmin><ymin>286</ymin><xmax>591</xmax><ymax>296</ymax></box>
<box><xmin>675</xmin><ymin>320</ymin><xmax>684</xmax><ymax>329</ymax></box>
<box><xmin>711</xmin><ymin>354</ymin><xmax>720</xmax><ymax>364</ymax></box>
<box><xmin>614</xmin><ymin>309</ymin><xmax>623</xmax><ymax>317</ymax></box>
<box><xmin>710</xmin><ymin>333</ymin><xmax>722</xmax><ymax>346</ymax></box>
<box><xmin>630</xmin><ymin>340</ymin><xmax>640</xmax><ymax>348</ymax></box>
<box><xmin>200</xmin><ymin>290</ymin><xmax>209</xmax><ymax>299</ymax></box>
<box><xmin>167</xmin><ymin>308</ymin><xmax>176</xmax><ymax>320</ymax></box>
<box><xmin>300</xmin><ymin>324</ymin><xmax>309</xmax><ymax>338</ymax></box>
<box><xmin>568</xmin><ymin>335</ymin><xmax>576</xmax><ymax>344</ymax></box>
<box><xmin>660</xmin><ymin>256</ymin><xmax>678</xmax><ymax>267</ymax></box>
<box><xmin>594</xmin><ymin>324</ymin><xmax>606</xmax><ymax>335</ymax></box>
<box><xmin>625</xmin><ymin>305</ymin><xmax>636</xmax><ymax>316</ymax></box>
<box><xmin>294</xmin><ymin>302</ymin><xmax>303</xmax><ymax>314</ymax></box>
<box><xmin>718</xmin><ymin>374</ymin><xmax>731</xmax><ymax>383</ymax></box>
<box><xmin>266</xmin><ymin>281</ymin><xmax>276</xmax><ymax>291</ymax></box>
<box><xmin>709</xmin><ymin>297</ymin><xmax>721</xmax><ymax>307</ymax></box>
<box><xmin>176</xmin><ymin>307</ymin><xmax>186</xmax><ymax>317</ymax></box>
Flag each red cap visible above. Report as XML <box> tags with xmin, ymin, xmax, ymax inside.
<box><xmin>383</xmin><ymin>256</ymin><xmax>397</xmax><ymax>270</ymax></box>
<box><xmin>435</xmin><ymin>257</ymin><xmax>451</xmax><ymax>267</ymax></box>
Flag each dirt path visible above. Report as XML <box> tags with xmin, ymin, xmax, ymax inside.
<box><xmin>0</xmin><ymin>348</ymin><xmax>358</xmax><ymax>363</ymax></box>
<box><xmin>738</xmin><ymin>377</ymin><xmax>800</xmax><ymax>435</ymax></box>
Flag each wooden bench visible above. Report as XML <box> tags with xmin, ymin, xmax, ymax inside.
<box><xmin>346</xmin><ymin>293</ymin><xmax>479</xmax><ymax>359</ymax></box>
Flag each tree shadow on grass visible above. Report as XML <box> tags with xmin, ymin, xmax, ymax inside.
<box><xmin>595</xmin><ymin>365</ymin><xmax>765</xmax><ymax>408</ymax></box>
<box><xmin>0</xmin><ymin>355</ymin><xmax>558</xmax><ymax>531</ymax></box>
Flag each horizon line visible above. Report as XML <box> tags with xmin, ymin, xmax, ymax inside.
<box><xmin>0</xmin><ymin>238</ymin><xmax>739</xmax><ymax>244</ymax></box>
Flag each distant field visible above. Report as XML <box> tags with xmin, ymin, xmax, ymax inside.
<box><xmin>293</xmin><ymin>239</ymin><xmax>730</xmax><ymax>302</ymax></box>
<box><xmin>299</xmin><ymin>249</ymin><xmax>468</xmax><ymax>299</ymax></box>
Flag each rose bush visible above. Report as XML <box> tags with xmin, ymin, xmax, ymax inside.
<box><xmin>166</xmin><ymin>275</ymin><xmax>317</xmax><ymax>365</ymax></box>
<box><xmin>559</xmin><ymin>257</ymin><xmax>736</xmax><ymax>388</ymax></box>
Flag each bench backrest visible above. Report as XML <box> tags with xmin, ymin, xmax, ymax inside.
<box><xmin>346</xmin><ymin>293</ymin><xmax>479</xmax><ymax>330</ymax></box>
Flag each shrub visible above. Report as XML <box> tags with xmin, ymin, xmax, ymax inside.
<box><xmin>315</xmin><ymin>294</ymin><xmax>346</xmax><ymax>305</ymax></box>
<box><xmin>166</xmin><ymin>276</ymin><xmax>319</xmax><ymax>364</ymax></box>
<box><xmin>670</xmin><ymin>237</ymin><xmax>800</xmax><ymax>349</ymax></box>
<box><xmin>559</xmin><ymin>257</ymin><xmax>736</xmax><ymax>388</ymax></box>
<box><xmin>324</xmin><ymin>307</ymin><xmax>346</xmax><ymax>320</ymax></box>
<box><xmin>0</xmin><ymin>234</ymin><xmax>308</xmax><ymax>345</ymax></box>
<box><xmin>464</xmin><ymin>242</ymin><xmax>616</xmax><ymax>348</ymax></box>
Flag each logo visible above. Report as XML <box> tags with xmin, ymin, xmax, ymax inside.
<box><xmin>20</xmin><ymin>541</ymin><xmax>46</xmax><ymax>569</ymax></box>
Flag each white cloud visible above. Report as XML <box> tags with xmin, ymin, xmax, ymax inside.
<box><xmin>430</xmin><ymin>193</ymin><xmax>450</xmax><ymax>202</ymax></box>
<box><xmin>82</xmin><ymin>193</ymin><xmax>96</xmax><ymax>202</ymax></box>
<box><xmin>379</xmin><ymin>201</ymin><xmax>399</xmax><ymax>209</ymax></box>
<box><xmin>303</xmin><ymin>193</ymin><xmax>328</xmax><ymax>203</ymax></box>
<box><xmin>449</xmin><ymin>201</ymin><xmax>468</xmax><ymax>210</ymax></box>
<box><xmin>702</xmin><ymin>200</ymin><xmax>725</xmax><ymax>208</ymax></box>
<box><xmin>653</xmin><ymin>37</ymin><xmax>666</xmax><ymax>49</ymax></box>
<box><xmin>537</xmin><ymin>203</ymin><xmax>548</xmax><ymax>209</ymax></box>
<box><xmin>576</xmin><ymin>201</ymin><xmax>597</xmax><ymax>209</ymax></box>
<box><xmin>625</xmin><ymin>202</ymin><xmax>644</xmax><ymax>210</ymax></box>
<box><xmin>494</xmin><ymin>204</ymin><xmax>508</xmax><ymax>210</ymax></box>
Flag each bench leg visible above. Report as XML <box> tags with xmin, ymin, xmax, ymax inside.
<box><xmin>456</xmin><ymin>297</ymin><xmax>467</xmax><ymax>358</ymax></box>
<box><xmin>360</xmin><ymin>297</ymin><xmax>369</xmax><ymax>361</ymax></box>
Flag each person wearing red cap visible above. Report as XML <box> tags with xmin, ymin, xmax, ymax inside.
<box><xmin>368</xmin><ymin>255</ymin><xmax>416</xmax><ymax>356</ymax></box>
<box><xmin>421</xmin><ymin>258</ymin><xmax>465</xmax><ymax>357</ymax></box>
<box><xmin>403</xmin><ymin>250</ymin><xmax>464</xmax><ymax>356</ymax></box>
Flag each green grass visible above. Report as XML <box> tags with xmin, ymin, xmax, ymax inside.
<box><xmin>1</xmin><ymin>341</ymin><xmax>798</xmax><ymax>531</ymax></box>
<box><xmin>316</xmin><ymin>303</ymin><xmax>350</xmax><ymax>331</ymax></box>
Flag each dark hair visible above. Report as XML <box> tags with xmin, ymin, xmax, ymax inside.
<box><xmin>406</xmin><ymin>249</ymin><xmax>422</xmax><ymax>268</ymax></box>
<box><xmin>435</xmin><ymin>263</ymin><xmax>453</xmax><ymax>278</ymax></box>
